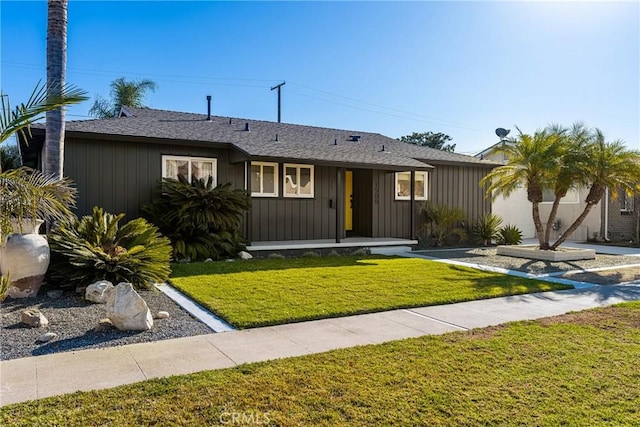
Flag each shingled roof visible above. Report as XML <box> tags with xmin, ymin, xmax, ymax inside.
<box><xmin>52</xmin><ymin>107</ymin><xmax>495</xmax><ymax>170</ymax></box>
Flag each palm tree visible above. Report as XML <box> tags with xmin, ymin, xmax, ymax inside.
<box><xmin>480</xmin><ymin>127</ymin><xmax>564</xmax><ymax>249</ymax></box>
<box><xmin>540</xmin><ymin>123</ymin><xmax>592</xmax><ymax>246</ymax></box>
<box><xmin>89</xmin><ymin>77</ymin><xmax>158</xmax><ymax>118</ymax></box>
<box><xmin>0</xmin><ymin>81</ymin><xmax>87</xmax><ymax>165</ymax></box>
<box><xmin>551</xmin><ymin>131</ymin><xmax>640</xmax><ymax>249</ymax></box>
<box><xmin>44</xmin><ymin>0</ymin><xmax>68</xmax><ymax>180</ymax></box>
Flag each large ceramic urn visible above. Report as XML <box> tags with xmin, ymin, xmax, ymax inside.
<box><xmin>0</xmin><ymin>233</ymin><xmax>50</xmax><ymax>298</ymax></box>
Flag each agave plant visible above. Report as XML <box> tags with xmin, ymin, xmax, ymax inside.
<box><xmin>496</xmin><ymin>224</ymin><xmax>523</xmax><ymax>246</ymax></box>
<box><xmin>48</xmin><ymin>207</ymin><xmax>172</xmax><ymax>290</ymax></box>
<box><xmin>421</xmin><ymin>201</ymin><xmax>467</xmax><ymax>247</ymax></box>
<box><xmin>0</xmin><ymin>167</ymin><xmax>76</xmax><ymax>236</ymax></box>
<box><xmin>141</xmin><ymin>175</ymin><xmax>251</xmax><ymax>261</ymax></box>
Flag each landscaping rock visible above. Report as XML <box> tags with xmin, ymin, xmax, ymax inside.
<box><xmin>21</xmin><ymin>309</ymin><xmax>48</xmax><ymax>328</ymax></box>
<box><xmin>95</xmin><ymin>318</ymin><xmax>114</xmax><ymax>332</ymax></box>
<box><xmin>154</xmin><ymin>311</ymin><xmax>170</xmax><ymax>320</ymax></box>
<box><xmin>238</xmin><ymin>251</ymin><xmax>253</xmax><ymax>260</ymax></box>
<box><xmin>47</xmin><ymin>290</ymin><xmax>64</xmax><ymax>299</ymax></box>
<box><xmin>204</xmin><ymin>258</ymin><xmax>213</xmax><ymax>263</ymax></box>
<box><xmin>85</xmin><ymin>280</ymin><xmax>114</xmax><ymax>303</ymax></box>
<box><xmin>105</xmin><ymin>283</ymin><xmax>153</xmax><ymax>331</ymax></box>
<box><xmin>37</xmin><ymin>332</ymin><xmax>57</xmax><ymax>343</ymax></box>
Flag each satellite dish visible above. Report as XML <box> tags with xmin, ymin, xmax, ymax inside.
<box><xmin>495</xmin><ymin>128</ymin><xmax>510</xmax><ymax>139</ymax></box>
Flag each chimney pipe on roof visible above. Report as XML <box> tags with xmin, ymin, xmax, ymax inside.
<box><xmin>206</xmin><ymin>95</ymin><xmax>212</xmax><ymax>121</ymax></box>
<box><xmin>244</xmin><ymin>122</ymin><xmax>250</xmax><ymax>132</ymax></box>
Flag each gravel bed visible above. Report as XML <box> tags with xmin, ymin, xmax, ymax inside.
<box><xmin>415</xmin><ymin>247</ymin><xmax>640</xmax><ymax>275</ymax></box>
<box><xmin>1</xmin><ymin>287</ymin><xmax>214</xmax><ymax>361</ymax></box>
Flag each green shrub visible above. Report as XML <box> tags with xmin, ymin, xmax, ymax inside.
<box><xmin>268</xmin><ymin>253</ymin><xmax>285</xmax><ymax>259</ymax></box>
<box><xmin>327</xmin><ymin>250</ymin><xmax>341</xmax><ymax>257</ymax></box>
<box><xmin>421</xmin><ymin>201</ymin><xmax>467</xmax><ymax>247</ymax></box>
<box><xmin>473</xmin><ymin>213</ymin><xmax>503</xmax><ymax>245</ymax></box>
<box><xmin>141</xmin><ymin>176</ymin><xmax>251</xmax><ymax>262</ymax></box>
<box><xmin>48</xmin><ymin>207</ymin><xmax>172</xmax><ymax>290</ymax></box>
<box><xmin>497</xmin><ymin>224</ymin><xmax>523</xmax><ymax>245</ymax></box>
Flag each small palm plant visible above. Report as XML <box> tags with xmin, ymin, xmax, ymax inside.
<box><xmin>421</xmin><ymin>201</ymin><xmax>467</xmax><ymax>247</ymax></box>
<box><xmin>142</xmin><ymin>175</ymin><xmax>251</xmax><ymax>261</ymax></box>
<box><xmin>0</xmin><ymin>167</ymin><xmax>76</xmax><ymax>236</ymax></box>
<box><xmin>48</xmin><ymin>207</ymin><xmax>172</xmax><ymax>290</ymax></box>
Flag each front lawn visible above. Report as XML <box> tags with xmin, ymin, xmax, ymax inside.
<box><xmin>169</xmin><ymin>256</ymin><xmax>571</xmax><ymax>328</ymax></box>
<box><xmin>3</xmin><ymin>302</ymin><xmax>639</xmax><ymax>425</ymax></box>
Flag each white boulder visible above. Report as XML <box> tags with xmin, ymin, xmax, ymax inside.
<box><xmin>37</xmin><ymin>332</ymin><xmax>58</xmax><ymax>343</ymax></box>
<box><xmin>238</xmin><ymin>251</ymin><xmax>253</xmax><ymax>260</ymax></box>
<box><xmin>21</xmin><ymin>309</ymin><xmax>49</xmax><ymax>328</ymax></box>
<box><xmin>105</xmin><ymin>283</ymin><xmax>153</xmax><ymax>331</ymax></box>
<box><xmin>85</xmin><ymin>280</ymin><xmax>114</xmax><ymax>303</ymax></box>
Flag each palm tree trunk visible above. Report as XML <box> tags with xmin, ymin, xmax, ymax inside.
<box><xmin>550</xmin><ymin>203</ymin><xmax>596</xmax><ymax>250</ymax></box>
<box><xmin>543</xmin><ymin>197</ymin><xmax>562</xmax><ymax>248</ymax></box>
<box><xmin>44</xmin><ymin>0</ymin><xmax>67</xmax><ymax>180</ymax></box>
<box><xmin>551</xmin><ymin>184</ymin><xmax>606</xmax><ymax>250</ymax></box>
<box><xmin>532</xmin><ymin>201</ymin><xmax>547</xmax><ymax>249</ymax></box>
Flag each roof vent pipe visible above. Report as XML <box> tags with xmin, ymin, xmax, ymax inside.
<box><xmin>206</xmin><ymin>95</ymin><xmax>212</xmax><ymax>121</ymax></box>
<box><xmin>275</xmin><ymin>134</ymin><xmax>279</xmax><ymax>142</ymax></box>
<box><xmin>244</xmin><ymin>122</ymin><xmax>250</xmax><ymax>132</ymax></box>
<box><xmin>334</xmin><ymin>138</ymin><xmax>338</xmax><ymax>145</ymax></box>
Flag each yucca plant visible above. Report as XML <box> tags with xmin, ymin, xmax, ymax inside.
<box><xmin>48</xmin><ymin>207</ymin><xmax>172</xmax><ymax>290</ymax></box>
<box><xmin>141</xmin><ymin>175</ymin><xmax>251</xmax><ymax>261</ymax></box>
<box><xmin>497</xmin><ymin>224</ymin><xmax>523</xmax><ymax>246</ymax></box>
<box><xmin>421</xmin><ymin>201</ymin><xmax>467</xmax><ymax>247</ymax></box>
<box><xmin>0</xmin><ymin>273</ymin><xmax>10</xmax><ymax>302</ymax></box>
<box><xmin>472</xmin><ymin>213</ymin><xmax>503</xmax><ymax>245</ymax></box>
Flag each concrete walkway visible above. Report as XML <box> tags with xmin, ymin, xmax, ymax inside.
<box><xmin>2</xmin><ymin>283</ymin><xmax>640</xmax><ymax>407</ymax></box>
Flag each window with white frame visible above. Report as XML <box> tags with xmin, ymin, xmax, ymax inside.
<box><xmin>251</xmin><ymin>161</ymin><xmax>278</xmax><ymax>197</ymax></box>
<box><xmin>621</xmin><ymin>191</ymin><xmax>635</xmax><ymax>213</ymax></box>
<box><xmin>162</xmin><ymin>156</ymin><xmax>217</xmax><ymax>185</ymax></box>
<box><xmin>395</xmin><ymin>171</ymin><xmax>428</xmax><ymax>200</ymax></box>
<box><xmin>284</xmin><ymin>164</ymin><xmax>314</xmax><ymax>198</ymax></box>
<box><xmin>542</xmin><ymin>187</ymin><xmax>579</xmax><ymax>204</ymax></box>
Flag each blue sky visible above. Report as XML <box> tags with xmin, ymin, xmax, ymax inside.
<box><xmin>1</xmin><ymin>1</ymin><xmax>638</xmax><ymax>154</ymax></box>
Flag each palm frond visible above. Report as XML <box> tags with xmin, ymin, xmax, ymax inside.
<box><xmin>0</xmin><ymin>81</ymin><xmax>88</xmax><ymax>144</ymax></box>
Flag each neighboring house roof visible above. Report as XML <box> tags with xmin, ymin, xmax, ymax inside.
<box><xmin>32</xmin><ymin>107</ymin><xmax>497</xmax><ymax>170</ymax></box>
<box><xmin>474</xmin><ymin>139</ymin><xmax>511</xmax><ymax>160</ymax></box>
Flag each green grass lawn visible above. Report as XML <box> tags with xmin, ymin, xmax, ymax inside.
<box><xmin>3</xmin><ymin>302</ymin><xmax>639</xmax><ymax>426</ymax></box>
<box><xmin>168</xmin><ymin>256</ymin><xmax>571</xmax><ymax>328</ymax></box>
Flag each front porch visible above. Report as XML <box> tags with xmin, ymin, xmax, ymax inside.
<box><xmin>247</xmin><ymin>237</ymin><xmax>418</xmax><ymax>252</ymax></box>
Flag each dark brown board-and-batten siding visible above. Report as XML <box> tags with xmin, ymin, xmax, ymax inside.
<box><xmin>429</xmin><ymin>164</ymin><xmax>492</xmax><ymax>224</ymax></box>
<box><xmin>250</xmin><ymin>166</ymin><xmax>337</xmax><ymax>241</ymax></box>
<box><xmin>64</xmin><ymin>137</ymin><xmax>244</xmax><ymax>221</ymax></box>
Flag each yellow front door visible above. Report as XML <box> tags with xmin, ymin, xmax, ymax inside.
<box><xmin>345</xmin><ymin>170</ymin><xmax>353</xmax><ymax>232</ymax></box>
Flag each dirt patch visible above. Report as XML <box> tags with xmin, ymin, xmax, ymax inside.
<box><xmin>562</xmin><ymin>267</ymin><xmax>640</xmax><ymax>285</ymax></box>
<box><xmin>535</xmin><ymin>305</ymin><xmax>640</xmax><ymax>329</ymax></box>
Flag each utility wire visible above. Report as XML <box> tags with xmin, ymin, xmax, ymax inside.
<box><xmin>3</xmin><ymin>61</ymin><xmax>486</xmax><ymax>132</ymax></box>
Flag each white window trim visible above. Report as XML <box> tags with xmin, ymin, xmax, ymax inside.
<box><xmin>621</xmin><ymin>193</ymin><xmax>635</xmax><ymax>213</ymax></box>
<box><xmin>541</xmin><ymin>188</ymin><xmax>580</xmax><ymax>205</ymax></box>
<box><xmin>162</xmin><ymin>155</ymin><xmax>217</xmax><ymax>185</ymax></box>
<box><xmin>283</xmin><ymin>163</ymin><xmax>314</xmax><ymax>198</ymax></box>
<box><xmin>395</xmin><ymin>171</ymin><xmax>428</xmax><ymax>201</ymax></box>
<box><xmin>251</xmin><ymin>161</ymin><xmax>279</xmax><ymax>197</ymax></box>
